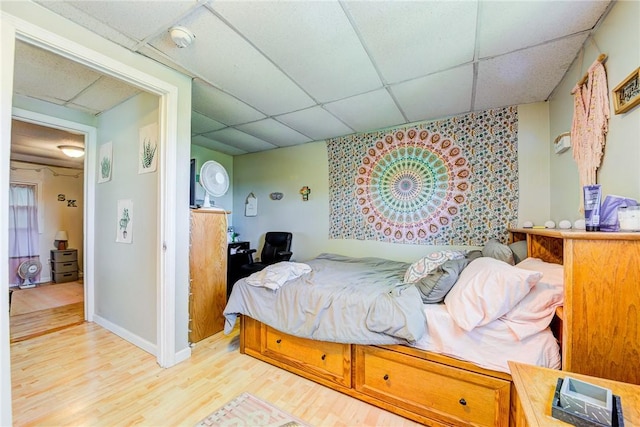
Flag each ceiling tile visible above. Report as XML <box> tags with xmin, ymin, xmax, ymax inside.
<box><xmin>192</xmin><ymin>111</ymin><xmax>226</xmax><ymax>135</ymax></box>
<box><xmin>73</xmin><ymin>76</ymin><xmax>142</xmax><ymax>112</ymax></box>
<box><xmin>236</xmin><ymin>119</ymin><xmax>312</xmax><ymax>147</ymax></box>
<box><xmin>277</xmin><ymin>106</ymin><xmax>355</xmax><ymax>141</ymax></box>
<box><xmin>475</xmin><ymin>34</ymin><xmax>588</xmax><ymax>111</ymax></box>
<box><xmin>324</xmin><ymin>89</ymin><xmax>405</xmax><ymax>132</ymax></box>
<box><xmin>192</xmin><ymin>135</ymin><xmax>247</xmax><ymax>156</ymax></box>
<box><xmin>59</xmin><ymin>1</ymin><xmax>198</xmax><ymax>41</ymax></box>
<box><xmin>477</xmin><ymin>1</ymin><xmax>611</xmax><ymax>58</ymax></box>
<box><xmin>34</xmin><ymin>1</ymin><xmax>140</xmax><ymax>49</ymax></box>
<box><xmin>212</xmin><ymin>1</ymin><xmax>382</xmax><ymax>103</ymax></box>
<box><xmin>149</xmin><ymin>8</ymin><xmax>315</xmax><ymax>115</ymax></box>
<box><xmin>343</xmin><ymin>1</ymin><xmax>477</xmax><ymax>84</ymax></box>
<box><xmin>13</xmin><ymin>41</ymin><xmax>101</xmax><ymax>102</ymax></box>
<box><xmin>203</xmin><ymin>128</ymin><xmax>278</xmax><ymax>153</ymax></box>
<box><xmin>390</xmin><ymin>64</ymin><xmax>474</xmax><ymax>123</ymax></box>
<box><xmin>192</xmin><ymin>80</ymin><xmax>265</xmax><ymax>126</ymax></box>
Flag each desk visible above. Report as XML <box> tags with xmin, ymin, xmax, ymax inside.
<box><xmin>509</xmin><ymin>361</ymin><xmax>640</xmax><ymax>426</ymax></box>
<box><xmin>227</xmin><ymin>241</ymin><xmax>249</xmax><ymax>298</ymax></box>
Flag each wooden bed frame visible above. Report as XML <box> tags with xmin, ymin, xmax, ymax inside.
<box><xmin>237</xmin><ymin>230</ymin><xmax>568</xmax><ymax>426</ymax></box>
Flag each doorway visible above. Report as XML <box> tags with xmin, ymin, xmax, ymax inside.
<box><xmin>8</xmin><ymin>120</ymin><xmax>86</xmax><ymax>342</ymax></box>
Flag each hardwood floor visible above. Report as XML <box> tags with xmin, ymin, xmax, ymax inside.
<box><xmin>11</xmin><ymin>323</ymin><xmax>422</xmax><ymax>427</ymax></box>
<box><xmin>9</xmin><ymin>281</ymin><xmax>85</xmax><ymax>343</ymax></box>
<box><xmin>10</xmin><ymin>302</ymin><xmax>84</xmax><ymax>343</ymax></box>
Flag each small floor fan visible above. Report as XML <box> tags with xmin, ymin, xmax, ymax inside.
<box><xmin>17</xmin><ymin>259</ymin><xmax>42</xmax><ymax>289</ymax></box>
<box><xmin>199</xmin><ymin>160</ymin><xmax>229</xmax><ymax>210</ymax></box>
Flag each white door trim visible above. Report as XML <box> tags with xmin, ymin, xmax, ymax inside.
<box><xmin>2</xmin><ymin>10</ymin><xmax>178</xmax><ymax>373</ymax></box>
<box><xmin>11</xmin><ymin>108</ymin><xmax>97</xmax><ymax>323</ymax></box>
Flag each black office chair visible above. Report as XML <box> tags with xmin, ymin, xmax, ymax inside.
<box><xmin>239</xmin><ymin>232</ymin><xmax>293</xmax><ymax>276</ymax></box>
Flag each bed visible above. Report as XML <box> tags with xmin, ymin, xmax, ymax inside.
<box><xmin>224</xmin><ymin>242</ymin><xmax>564</xmax><ymax>426</ymax></box>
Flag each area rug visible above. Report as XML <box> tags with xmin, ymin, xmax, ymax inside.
<box><xmin>10</xmin><ymin>282</ymin><xmax>83</xmax><ymax>316</ymax></box>
<box><xmin>195</xmin><ymin>392</ymin><xmax>312</xmax><ymax>427</ymax></box>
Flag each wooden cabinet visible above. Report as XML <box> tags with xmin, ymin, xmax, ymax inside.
<box><xmin>355</xmin><ymin>346</ymin><xmax>511</xmax><ymax>426</ymax></box>
<box><xmin>510</xmin><ymin>229</ymin><xmax>640</xmax><ymax>385</ymax></box>
<box><xmin>189</xmin><ymin>210</ymin><xmax>228</xmax><ymax>343</ymax></box>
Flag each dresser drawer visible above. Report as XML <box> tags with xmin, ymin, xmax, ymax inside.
<box><xmin>355</xmin><ymin>346</ymin><xmax>511</xmax><ymax>426</ymax></box>
<box><xmin>263</xmin><ymin>327</ymin><xmax>351</xmax><ymax>387</ymax></box>
<box><xmin>53</xmin><ymin>271</ymin><xmax>78</xmax><ymax>283</ymax></box>
<box><xmin>51</xmin><ymin>260</ymin><xmax>78</xmax><ymax>273</ymax></box>
<box><xmin>51</xmin><ymin>250</ymin><xmax>77</xmax><ymax>262</ymax></box>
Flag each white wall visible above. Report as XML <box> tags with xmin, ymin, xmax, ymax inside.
<box><xmin>233</xmin><ymin>104</ymin><xmax>551</xmax><ymax>263</ymax></box>
<box><xmin>548</xmin><ymin>0</ymin><xmax>640</xmax><ymax>222</ymax></box>
<box><xmin>9</xmin><ymin>161</ymin><xmax>84</xmax><ymax>283</ymax></box>
<box><xmin>94</xmin><ymin>92</ymin><xmax>159</xmax><ymax>345</ymax></box>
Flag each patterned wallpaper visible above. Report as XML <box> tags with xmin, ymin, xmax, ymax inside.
<box><xmin>327</xmin><ymin>107</ymin><xmax>518</xmax><ymax>245</ymax></box>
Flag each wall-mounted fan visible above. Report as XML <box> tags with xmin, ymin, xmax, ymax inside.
<box><xmin>199</xmin><ymin>160</ymin><xmax>229</xmax><ymax>209</ymax></box>
<box><xmin>17</xmin><ymin>259</ymin><xmax>42</xmax><ymax>289</ymax></box>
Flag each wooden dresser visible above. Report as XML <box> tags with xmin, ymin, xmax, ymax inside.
<box><xmin>189</xmin><ymin>209</ymin><xmax>228</xmax><ymax>343</ymax></box>
<box><xmin>510</xmin><ymin>228</ymin><xmax>640</xmax><ymax>385</ymax></box>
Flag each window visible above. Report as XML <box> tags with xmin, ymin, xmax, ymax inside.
<box><xmin>8</xmin><ymin>183</ymin><xmax>40</xmax><ymax>257</ymax></box>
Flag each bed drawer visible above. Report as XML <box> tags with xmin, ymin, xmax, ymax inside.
<box><xmin>354</xmin><ymin>346</ymin><xmax>511</xmax><ymax>426</ymax></box>
<box><xmin>263</xmin><ymin>327</ymin><xmax>351</xmax><ymax>388</ymax></box>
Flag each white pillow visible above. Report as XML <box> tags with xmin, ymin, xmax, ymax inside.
<box><xmin>500</xmin><ymin>258</ymin><xmax>564</xmax><ymax>340</ymax></box>
<box><xmin>245</xmin><ymin>262</ymin><xmax>311</xmax><ymax>290</ymax></box>
<box><xmin>444</xmin><ymin>257</ymin><xmax>542</xmax><ymax>331</ymax></box>
<box><xmin>404</xmin><ymin>250</ymin><xmax>465</xmax><ymax>283</ymax></box>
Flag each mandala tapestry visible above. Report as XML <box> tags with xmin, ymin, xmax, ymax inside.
<box><xmin>327</xmin><ymin>107</ymin><xmax>518</xmax><ymax>245</ymax></box>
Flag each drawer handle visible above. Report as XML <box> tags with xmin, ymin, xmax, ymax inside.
<box><xmin>321</xmin><ymin>354</ymin><xmax>326</xmax><ymax>360</ymax></box>
<box><xmin>459</xmin><ymin>398</ymin><xmax>467</xmax><ymax>406</ymax></box>
<box><xmin>276</xmin><ymin>339</ymin><xmax>282</xmax><ymax>344</ymax></box>
<box><xmin>383</xmin><ymin>374</ymin><xmax>389</xmax><ymax>381</ymax></box>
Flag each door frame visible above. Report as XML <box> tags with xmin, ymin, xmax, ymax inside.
<box><xmin>11</xmin><ymin>108</ymin><xmax>97</xmax><ymax>322</ymax></box>
<box><xmin>1</xmin><ymin>11</ymin><xmax>181</xmax><ymax>424</ymax></box>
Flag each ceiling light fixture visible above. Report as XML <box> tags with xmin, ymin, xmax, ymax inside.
<box><xmin>58</xmin><ymin>145</ymin><xmax>85</xmax><ymax>158</ymax></box>
<box><xmin>169</xmin><ymin>26</ymin><xmax>195</xmax><ymax>48</ymax></box>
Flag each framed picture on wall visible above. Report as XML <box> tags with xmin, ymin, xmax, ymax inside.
<box><xmin>98</xmin><ymin>141</ymin><xmax>113</xmax><ymax>183</ymax></box>
<box><xmin>612</xmin><ymin>67</ymin><xmax>640</xmax><ymax>114</ymax></box>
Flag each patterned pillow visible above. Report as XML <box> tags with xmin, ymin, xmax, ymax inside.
<box><xmin>404</xmin><ymin>250</ymin><xmax>465</xmax><ymax>283</ymax></box>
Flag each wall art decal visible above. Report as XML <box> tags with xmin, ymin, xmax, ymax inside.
<box><xmin>138</xmin><ymin>123</ymin><xmax>158</xmax><ymax>174</ymax></box>
<box><xmin>98</xmin><ymin>141</ymin><xmax>113</xmax><ymax>183</ymax></box>
<box><xmin>327</xmin><ymin>107</ymin><xmax>519</xmax><ymax>245</ymax></box>
<box><xmin>116</xmin><ymin>199</ymin><xmax>133</xmax><ymax>244</ymax></box>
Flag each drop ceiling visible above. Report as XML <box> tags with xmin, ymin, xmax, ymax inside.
<box><xmin>12</xmin><ymin>0</ymin><xmax>613</xmax><ymax>159</ymax></box>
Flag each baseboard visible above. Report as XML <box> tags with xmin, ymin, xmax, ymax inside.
<box><xmin>93</xmin><ymin>314</ymin><xmax>157</xmax><ymax>357</ymax></box>
<box><xmin>174</xmin><ymin>346</ymin><xmax>192</xmax><ymax>365</ymax></box>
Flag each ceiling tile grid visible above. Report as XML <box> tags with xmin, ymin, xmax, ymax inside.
<box><xmin>17</xmin><ymin>0</ymin><xmax>614</xmax><ymax>159</ymax></box>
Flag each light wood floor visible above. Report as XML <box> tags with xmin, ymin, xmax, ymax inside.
<box><xmin>9</xmin><ymin>281</ymin><xmax>85</xmax><ymax>343</ymax></box>
<box><xmin>11</xmin><ymin>322</ymin><xmax>422</xmax><ymax>427</ymax></box>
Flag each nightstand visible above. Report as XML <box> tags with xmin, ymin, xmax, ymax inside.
<box><xmin>50</xmin><ymin>249</ymin><xmax>78</xmax><ymax>283</ymax></box>
<box><xmin>508</xmin><ymin>361</ymin><xmax>640</xmax><ymax>426</ymax></box>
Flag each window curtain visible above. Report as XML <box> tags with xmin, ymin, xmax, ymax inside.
<box><xmin>8</xmin><ymin>184</ymin><xmax>40</xmax><ymax>286</ymax></box>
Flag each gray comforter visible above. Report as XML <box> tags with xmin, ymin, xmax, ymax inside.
<box><xmin>223</xmin><ymin>253</ymin><xmax>427</xmax><ymax>344</ymax></box>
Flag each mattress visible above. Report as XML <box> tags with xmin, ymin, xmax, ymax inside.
<box><xmin>411</xmin><ymin>303</ymin><xmax>561</xmax><ymax>374</ymax></box>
